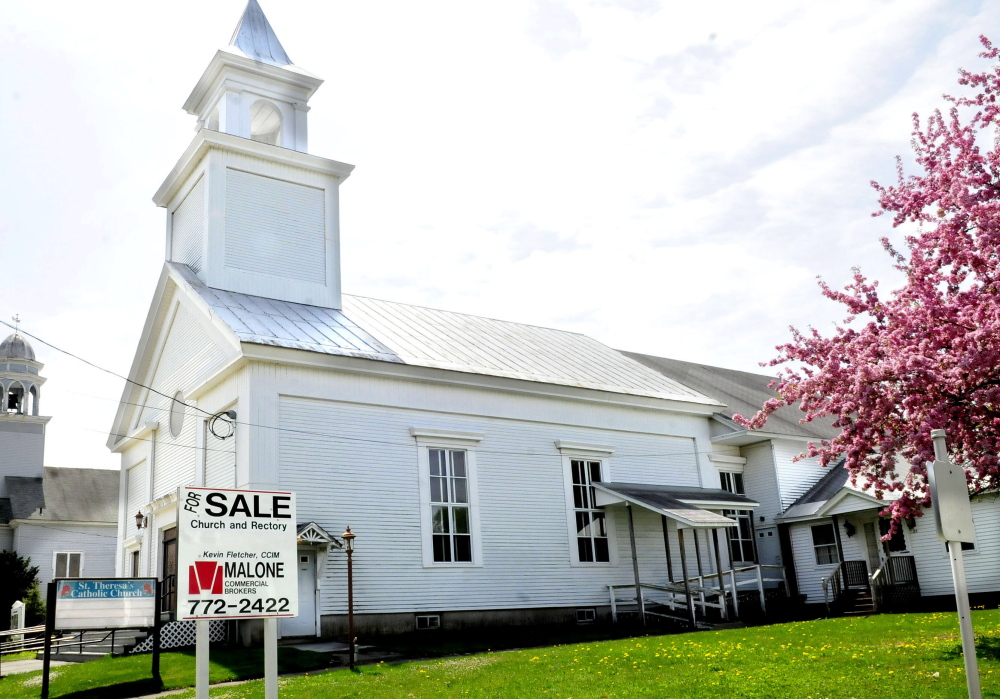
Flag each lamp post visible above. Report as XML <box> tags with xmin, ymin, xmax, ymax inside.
<box><xmin>342</xmin><ymin>526</ymin><xmax>356</xmax><ymax>670</ymax></box>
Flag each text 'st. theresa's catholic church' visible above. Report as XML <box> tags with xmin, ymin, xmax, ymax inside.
<box><xmin>110</xmin><ymin>1</ymin><xmax>793</xmax><ymax>641</ymax></box>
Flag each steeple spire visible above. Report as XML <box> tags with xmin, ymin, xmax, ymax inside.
<box><xmin>229</xmin><ymin>0</ymin><xmax>292</xmax><ymax>67</ymax></box>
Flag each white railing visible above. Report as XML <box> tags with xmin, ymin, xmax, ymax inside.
<box><xmin>821</xmin><ymin>562</ymin><xmax>845</xmax><ymax>614</ymax></box>
<box><xmin>609</xmin><ymin>564</ymin><xmax>789</xmax><ymax>624</ymax></box>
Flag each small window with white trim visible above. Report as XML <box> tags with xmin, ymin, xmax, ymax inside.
<box><xmin>576</xmin><ymin>608</ymin><xmax>597</xmax><ymax>624</ymax></box>
<box><xmin>416</xmin><ymin>614</ymin><xmax>441</xmax><ymax>630</ymax></box>
<box><xmin>55</xmin><ymin>552</ymin><xmax>83</xmax><ymax>578</ymax></box>
<box><xmin>811</xmin><ymin>524</ymin><xmax>839</xmax><ymax>565</ymax></box>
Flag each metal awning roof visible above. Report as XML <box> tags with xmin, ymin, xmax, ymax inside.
<box><xmin>593</xmin><ymin>482</ymin><xmax>758</xmax><ymax>529</ymax></box>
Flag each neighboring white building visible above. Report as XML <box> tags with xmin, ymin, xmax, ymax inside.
<box><xmin>109</xmin><ymin>1</ymin><xmax>773</xmax><ymax>639</ymax></box>
<box><xmin>0</xmin><ymin>332</ymin><xmax>119</xmax><ymax>588</ymax></box>
<box><xmin>624</xmin><ymin>353</ymin><xmax>1000</xmax><ymax>613</ymax></box>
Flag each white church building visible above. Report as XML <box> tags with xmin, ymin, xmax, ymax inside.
<box><xmin>107</xmin><ymin>1</ymin><xmax>787</xmax><ymax>639</ymax></box>
<box><xmin>109</xmin><ymin>1</ymin><xmax>1000</xmax><ymax>642</ymax></box>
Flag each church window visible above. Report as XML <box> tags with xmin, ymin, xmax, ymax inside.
<box><xmin>429</xmin><ymin>449</ymin><xmax>472</xmax><ymax>563</ymax></box>
<box><xmin>412</xmin><ymin>429</ymin><xmax>483</xmax><ymax>567</ymax></box>
<box><xmin>571</xmin><ymin>460</ymin><xmax>610</xmax><ymax>563</ymax></box>
<box><xmin>54</xmin><ymin>552</ymin><xmax>83</xmax><ymax>578</ymax></box>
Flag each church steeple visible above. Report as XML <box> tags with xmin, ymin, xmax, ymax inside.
<box><xmin>154</xmin><ymin>1</ymin><xmax>354</xmax><ymax>310</ymax></box>
<box><xmin>230</xmin><ymin>0</ymin><xmax>293</xmax><ymax>67</ymax></box>
<box><xmin>182</xmin><ymin>0</ymin><xmax>321</xmax><ymax>152</ymax></box>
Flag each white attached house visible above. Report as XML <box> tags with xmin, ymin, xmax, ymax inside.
<box><xmin>0</xmin><ymin>332</ymin><xmax>119</xmax><ymax>588</ymax></box>
<box><xmin>624</xmin><ymin>353</ymin><xmax>1000</xmax><ymax>614</ymax></box>
<box><xmin>108</xmin><ymin>1</ymin><xmax>783</xmax><ymax>640</ymax></box>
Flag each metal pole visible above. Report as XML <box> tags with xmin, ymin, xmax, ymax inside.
<box><xmin>196</xmin><ymin>620</ymin><xmax>210</xmax><ymax>699</ymax></box>
<box><xmin>626</xmin><ymin>504</ymin><xmax>645</xmax><ymax>626</ymax></box>
<box><xmin>264</xmin><ymin>617</ymin><xmax>278</xmax><ymax>699</ymax></box>
<box><xmin>711</xmin><ymin>529</ymin><xmax>729</xmax><ymax>621</ymax></box>
<box><xmin>347</xmin><ymin>547</ymin><xmax>355</xmax><ymax>670</ymax></box>
<box><xmin>949</xmin><ymin>543</ymin><xmax>982</xmax><ymax>699</ymax></box>
<box><xmin>41</xmin><ymin>581</ymin><xmax>56</xmax><ymax>699</ymax></box>
<box><xmin>677</xmin><ymin>528</ymin><xmax>696</xmax><ymax>629</ymax></box>
<box><xmin>932</xmin><ymin>429</ymin><xmax>982</xmax><ymax>699</ymax></box>
<box><xmin>152</xmin><ymin>578</ymin><xmax>162</xmax><ymax>683</ymax></box>
<box><xmin>661</xmin><ymin>515</ymin><xmax>674</xmax><ymax>582</ymax></box>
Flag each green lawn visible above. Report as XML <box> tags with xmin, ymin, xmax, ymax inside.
<box><xmin>0</xmin><ymin>647</ymin><xmax>328</xmax><ymax>699</ymax></box>
<box><xmin>177</xmin><ymin>610</ymin><xmax>1000</xmax><ymax>699</ymax></box>
<box><xmin>4</xmin><ymin>611</ymin><xmax>1000</xmax><ymax>698</ymax></box>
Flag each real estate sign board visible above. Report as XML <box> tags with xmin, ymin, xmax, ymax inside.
<box><xmin>177</xmin><ymin>486</ymin><xmax>298</xmax><ymax>620</ymax></box>
<box><xmin>53</xmin><ymin>578</ymin><xmax>157</xmax><ymax>630</ymax></box>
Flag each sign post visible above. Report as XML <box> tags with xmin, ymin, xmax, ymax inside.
<box><xmin>177</xmin><ymin>486</ymin><xmax>298</xmax><ymax>699</ymax></box>
<box><xmin>928</xmin><ymin>429</ymin><xmax>981</xmax><ymax>699</ymax></box>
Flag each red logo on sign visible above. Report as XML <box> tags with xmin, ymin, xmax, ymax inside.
<box><xmin>60</xmin><ymin>584</ymin><xmax>71</xmax><ymax>597</ymax></box>
<box><xmin>188</xmin><ymin>561</ymin><xmax>223</xmax><ymax>595</ymax></box>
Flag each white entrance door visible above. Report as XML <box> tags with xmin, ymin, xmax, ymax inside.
<box><xmin>281</xmin><ymin>550</ymin><xmax>316</xmax><ymax>637</ymax></box>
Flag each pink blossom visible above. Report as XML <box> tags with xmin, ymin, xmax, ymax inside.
<box><xmin>734</xmin><ymin>36</ymin><xmax>1000</xmax><ymax>527</ymax></box>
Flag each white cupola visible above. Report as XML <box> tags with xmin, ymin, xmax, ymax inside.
<box><xmin>154</xmin><ymin>0</ymin><xmax>354</xmax><ymax>309</ymax></box>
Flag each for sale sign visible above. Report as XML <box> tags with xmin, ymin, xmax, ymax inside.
<box><xmin>177</xmin><ymin>487</ymin><xmax>298</xmax><ymax>620</ymax></box>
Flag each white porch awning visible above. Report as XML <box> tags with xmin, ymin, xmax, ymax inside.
<box><xmin>593</xmin><ymin>482</ymin><xmax>758</xmax><ymax>529</ymax></box>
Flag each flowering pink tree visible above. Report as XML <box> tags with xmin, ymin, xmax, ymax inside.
<box><xmin>735</xmin><ymin>37</ymin><xmax>1000</xmax><ymax>523</ymax></box>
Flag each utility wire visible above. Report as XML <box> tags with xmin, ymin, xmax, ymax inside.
<box><xmin>6</xmin><ymin>319</ymin><xmax>786</xmax><ymax>462</ymax></box>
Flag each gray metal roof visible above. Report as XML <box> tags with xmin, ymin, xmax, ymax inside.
<box><xmin>620</xmin><ymin>352</ymin><xmax>839</xmax><ymax>441</ymax></box>
<box><xmin>230</xmin><ymin>0</ymin><xmax>293</xmax><ymax>67</ymax></box>
<box><xmin>595</xmin><ymin>482</ymin><xmax>755</xmax><ymax>528</ymax></box>
<box><xmin>172</xmin><ymin>263</ymin><xmax>719</xmax><ymax>403</ymax></box>
<box><xmin>5</xmin><ymin>468</ymin><xmax>119</xmax><ymax>523</ymax></box>
<box><xmin>0</xmin><ymin>333</ymin><xmax>35</xmax><ymax>361</ymax></box>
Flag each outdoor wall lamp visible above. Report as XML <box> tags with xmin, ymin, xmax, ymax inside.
<box><xmin>135</xmin><ymin>510</ymin><xmax>148</xmax><ymax>530</ymax></box>
<box><xmin>843</xmin><ymin>520</ymin><xmax>856</xmax><ymax>538</ymax></box>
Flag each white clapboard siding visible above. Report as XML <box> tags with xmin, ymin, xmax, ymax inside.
<box><xmin>224</xmin><ymin>169</ymin><xmax>326</xmax><ymax>284</ymax></box>
<box><xmin>143</xmin><ymin>304</ymin><xmax>227</xmax><ymax>499</ymax></box>
<box><xmin>906</xmin><ymin>498</ymin><xmax>1000</xmax><ymax>597</ymax></box>
<box><xmin>277</xmin><ymin>394</ymin><xmax>709</xmax><ymax>615</ymax></box>
<box><xmin>740</xmin><ymin>442</ymin><xmax>782</xmax><ymax>525</ymax></box>
<box><xmin>772</xmin><ymin>439</ymin><xmax>829</xmax><ymax>511</ymax></box>
<box><xmin>789</xmin><ymin>519</ymin><xmax>840</xmax><ymax>603</ymax></box>
<box><xmin>16</xmin><ymin>523</ymin><xmax>117</xmax><ymax>588</ymax></box>
<box><xmin>204</xmin><ymin>433</ymin><xmax>236</xmax><ymax>489</ymax></box>
<box><xmin>170</xmin><ymin>176</ymin><xmax>205</xmax><ymax>274</ymax></box>
<box><xmin>125</xmin><ymin>460</ymin><xmax>148</xmax><ymax>539</ymax></box>
<box><xmin>0</xmin><ymin>427</ymin><xmax>44</xmax><ymax>497</ymax></box>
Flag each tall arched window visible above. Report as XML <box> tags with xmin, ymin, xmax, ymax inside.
<box><xmin>250</xmin><ymin>100</ymin><xmax>282</xmax><ymax>146</ymax></box>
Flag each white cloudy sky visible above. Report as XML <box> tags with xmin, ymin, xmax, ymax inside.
<box><xmin>0</xmin><ymin>0</ymin><xmax>993</xmax><ymax>469</ymax></box>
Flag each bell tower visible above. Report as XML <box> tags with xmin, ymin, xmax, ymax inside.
<box><xmin>154</xmin><ymin>0</ymin><xmax>354</xmax><ymax>309</ymax></box>
<box><xmin>0</xmin><ymin>330</ymin><xmax>50</xmax><ymax>497</ymax></box>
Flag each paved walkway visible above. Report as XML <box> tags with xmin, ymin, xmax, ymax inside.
<box><xmin>0</xmin><ymin>658</ymin><xmax>71</xmax><ymax>677</ymax></box>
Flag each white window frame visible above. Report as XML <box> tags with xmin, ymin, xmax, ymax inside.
<box><xmin>557</xmin><ymin>441</ymin><xmax>618</xmax><ymax>567</ymax></box>
<box><xmin>123</xmin><ymin>535</ymin><xmax>143</xmax><ymax>577</ymax></box>
<box><xmin>411</xmin><ymin>428</ymin><xmax>484</xmax><ymax>568</ymax></box>
<box><xmin>53</xmin><ymin>551</ymin><xmax>84</xmax><ymax>579</ymax></box>
<box><xmin>811</xmin><ymin>523</ymin><xmax>839</xmax><ymax>565</ymax></box>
